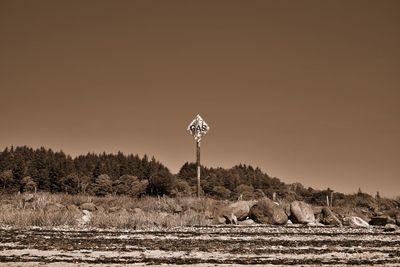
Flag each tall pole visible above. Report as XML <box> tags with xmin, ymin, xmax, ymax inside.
<box><xmin>188</xmin><ymin>114</ymin><xmax>208</xmax><ymax>198</ymax></box>
<box><xmin>196</xmin><ymin>140</ymin><xmax>201</xmax><ymax>198</ymax></box>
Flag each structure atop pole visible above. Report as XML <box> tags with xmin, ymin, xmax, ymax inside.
<box><xmin>187</xmin><ymin>114</ymin><xmax>210</xmax><ymax>197</ymax></box>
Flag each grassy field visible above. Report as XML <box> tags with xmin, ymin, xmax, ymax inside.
<box><xmin>1</xmin><ymin>193</ymin><xmax>400</xmax><ymax>266</ymax></box>
<box><xmin>0</xmin><ymin>193</ymin><xmax>222</xmax><ymax>229</ymax></box>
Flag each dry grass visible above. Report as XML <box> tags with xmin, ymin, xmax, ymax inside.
<box><xmin>0</xmin><ymin>193</ymin><xmax>220</xmax><ymax>229</ymax></box>
<box><xmin>90</xmin><ymin>208</ymin><xmax>209</xmax><ymax>229</ymax></box>
<box><xmin>0</xmin><ymin>209</ymin><xmax>81</xmax><ymax>227</ymax></box>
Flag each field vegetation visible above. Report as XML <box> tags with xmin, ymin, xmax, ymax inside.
<box><xmin>0</xmin><ymin>193</ymin><xmax>219</xmax><ymax>229</ymax></box>
<box><xmin>1</xmin><ymin>146</ymin><xmax>399</xmax><ymax>229</ymax></box>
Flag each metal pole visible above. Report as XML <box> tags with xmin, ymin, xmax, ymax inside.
<box><xmin>196</xmin><ymin>140</ymin><xmax>201</xmax><ymax>198</ymax></box>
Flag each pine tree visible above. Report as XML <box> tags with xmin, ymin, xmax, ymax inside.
<box><xmin>12</xmin><ymin>156</ymin><xmax>26</xmax><ymax>192</ymax></box>
<box><xmin>0</xmin><ymin>170</ymin><xmax>14</xmax><ymax>189</ymax></box>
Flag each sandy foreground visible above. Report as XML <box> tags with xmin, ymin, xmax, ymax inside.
<box><xmin>1</xmin><ymin>225</ymin><xmax>399</xmax><ymax>266</ymax></box>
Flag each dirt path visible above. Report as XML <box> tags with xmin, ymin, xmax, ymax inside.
<box><xmin>1</xmin><ymin>225</ymin><xmax>400</xmax><ymax>266</ymax></box>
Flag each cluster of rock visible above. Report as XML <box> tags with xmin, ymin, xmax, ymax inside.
<box><xmin>214</xmin><ymin>197</ymin><xmax>399</xmax><ymax>230</ymax></box>
<box><xmin>12</xmin><ymin>194</ymin><xmax>399</xmax><ymax>230</ymax></box>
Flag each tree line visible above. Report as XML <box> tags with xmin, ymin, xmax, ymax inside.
<box><xmin>0</xmin><ymin>146</ymin><xmax>289</xmax><ymax>198</ymax></box>
<box><xmin>0</xmin><ymin>146</ymin><xmax>373</xmax><ymax>205</ymax></box>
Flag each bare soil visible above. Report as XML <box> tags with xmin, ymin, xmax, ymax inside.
<box><xmin>1</xmin><ymin>225</ymin><xmax>400</xmax><ymax>266</ymax></box>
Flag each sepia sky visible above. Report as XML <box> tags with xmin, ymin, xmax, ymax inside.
<box><xmin>1</xmin><ymin>1</ymin><xmax>399</xmax><ymax>196</ymax></box>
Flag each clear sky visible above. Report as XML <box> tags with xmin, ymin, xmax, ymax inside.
<box><xmin>0</xmin><ymin>0</ymin><xmax>399</xmax><ymax>197</ymax></box>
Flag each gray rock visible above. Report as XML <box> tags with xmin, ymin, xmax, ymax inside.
<box><xmin>249</xmin><ymin>198</ymin><xmax>288</xmax><ymax>225</ymax></box>
<box><xmin>384</xmin><ymin>223</ymin><xmax>398</xmax><ymax>232</ymax></box>
<box><xmin>238</xmin><ymin>219</ymin><xmax>255</xmax><ymax>225</ymax></box>
<box><xmin>228</xmin><ymin>200</ymin><xmax>257</xmax><ymax>221</ymax></box>
<box><xmin>82</xmin><ymin>209</ymin><xmax>91</xmax><ymax>216</ymax></box>
<box><xmin>281</xmin><ymin>202</ymin><xmax>291</xmax><ymax>217</ymax></box>
<box><xmin>215</xmin><ymin>200</ymin><xmax>257</xmax><ymax>224</ymax></box>
<box><xmin>80</xmin><ymin>210</ymin><xmax>92</xmax><ymax>225</ymax></box>
<box><xmin>343</xmin><ymin>216</ymin><xmax>370</xmax><ymax>228</ymax></box>
<box><xmin>80</xmin><ymin>202</ymin><xmax>97</xmax><ymax>212</ymax></box>
<box><xmin>370</xmin><ymin>215</ymin><xmax>396</xmax><ymax>226</ymax></box>
<box><xmin>290</xmin><ymin>201</ymin><xmax>315</xmax><ymax>224</ymax></box>
<box><xmin>215</xmin><ymin>215</ymin><xmax>227</xmax><ymax>224</ymax></box>
<box><xmin>307</xmin><ymin>222</ymin><xmax>325</xmax><ymax>227</ymax></box>
<box><xmin>321</xmin><ymin>207</ymin><xmax>342</xmax><ymax>226</ymax></box>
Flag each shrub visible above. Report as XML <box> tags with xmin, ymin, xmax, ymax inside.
<box><xmin>213</xmin><ymin>186</ymin><xmax>231</xmax><ymax>200</ymax></box>
<box><xmin>22</xmin><ymin>176</ymin><xmax>37</xmax><ymax>193</ymax></box>
<box><xmin>92</xmin><ymin>174</ymin><xmax>113</xmax><ymax>196</ymax></box>
<box><xmin>113</xmin><ymin>175</ymin><xmax>148</xmax><ymax>197</ymax></box>
<box><xmin>234</xmin><ymin>184</ymin><xmax>254</xmax><ymax>200</ymax></box>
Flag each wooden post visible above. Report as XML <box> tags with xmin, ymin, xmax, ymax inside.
<box><xmin>196</xmin><ymin>140</ymin><xmax>201</xmax><ymax>198</ymax></box>
<box><xmin>188</xmin><ymin>115</ymin><xmax>209</xmax><ymax>198</ymax></box>
<box><xmin>326</xmin><ymin>195</ymin><xmax>330</xmax><ymax>207</ymax></box>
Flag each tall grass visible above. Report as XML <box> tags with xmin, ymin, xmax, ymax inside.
<box><xmin>0</xmin><ymin>193</ymin><xmax>220</xmax><ymax>229</ymax></box>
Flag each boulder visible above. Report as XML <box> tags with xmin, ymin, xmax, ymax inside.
<box><xmin>238</xmin><ymin>219</ymin><xmax>255</xmax><ymax>225</ymax></box>
<box><xmin>312</xmin><ymin>206</ymin><xmax>323</xmax><ymax>222</ymax></box>
<box><xmin>281</xmin><ymin>202</ymin><xmax>291</xmax><ymax>217</ymax></box>
<box><xmin>214</xmin><ymin>200</ymin><xmax>257</xmax><ymax>224</ymax></box>
<box><xmin>229</xmin><ymin>200</ymin><xmax>257</xmax><ymax>221</ymax></box>
<box><xmin>215</xmin><ymin>215</ymin><xmax>227</xmax><ymax>224</ymax></box>
<box><xmin>249</xmin><ymin>198</ymin><xmax>288</xmax><ymax>225</ymax></box>
<box><xmin>80</xmin><ymin>202</ymin><xmax>97</xmax><ymax>212</ymax></box>
<box><xmin>307</xmin><ymin>222</ymin><xmax>325</xmax><ymax>227</ymax></box>
<box><xmin>369</xmin><ymin>215</ymin><xmax>396</xmax><ymax>226</ymax></box>
<box><xmin>80</xmin><ymin>210</ymin><xmax>92</xmax><ymax>225</ymax></box>
<box><xmin>230</xmin><ymin>214</ymin><xmax>238</xmax><ymax>224</ymax></box>
<box><xmin>214</xmin><ymin>212</ymin><xmax>236</xmax><ymax>225</ymax></box>
<box><xmin>321</xmin><ymin>207</ymin><xmax>342</xmax><ymax>226</ymax></box>
<box><xmin>82</xmin><ymin>209</ymin><xmax>91</xmax><ymax>216</ymax></box>
<box><xmin>384</xmin><ymin>223</ymin><xmax>398</xmax><ymax>232</ymax></box>
<box><xmin>290</xmin><ymin>201</ymin><xmax>315</xmax><ymax>224</ymax></box>
<box><xmin>343</xmin><ymin>216</ymin><xmax>370</xmax><ymax>228</ymax></box>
